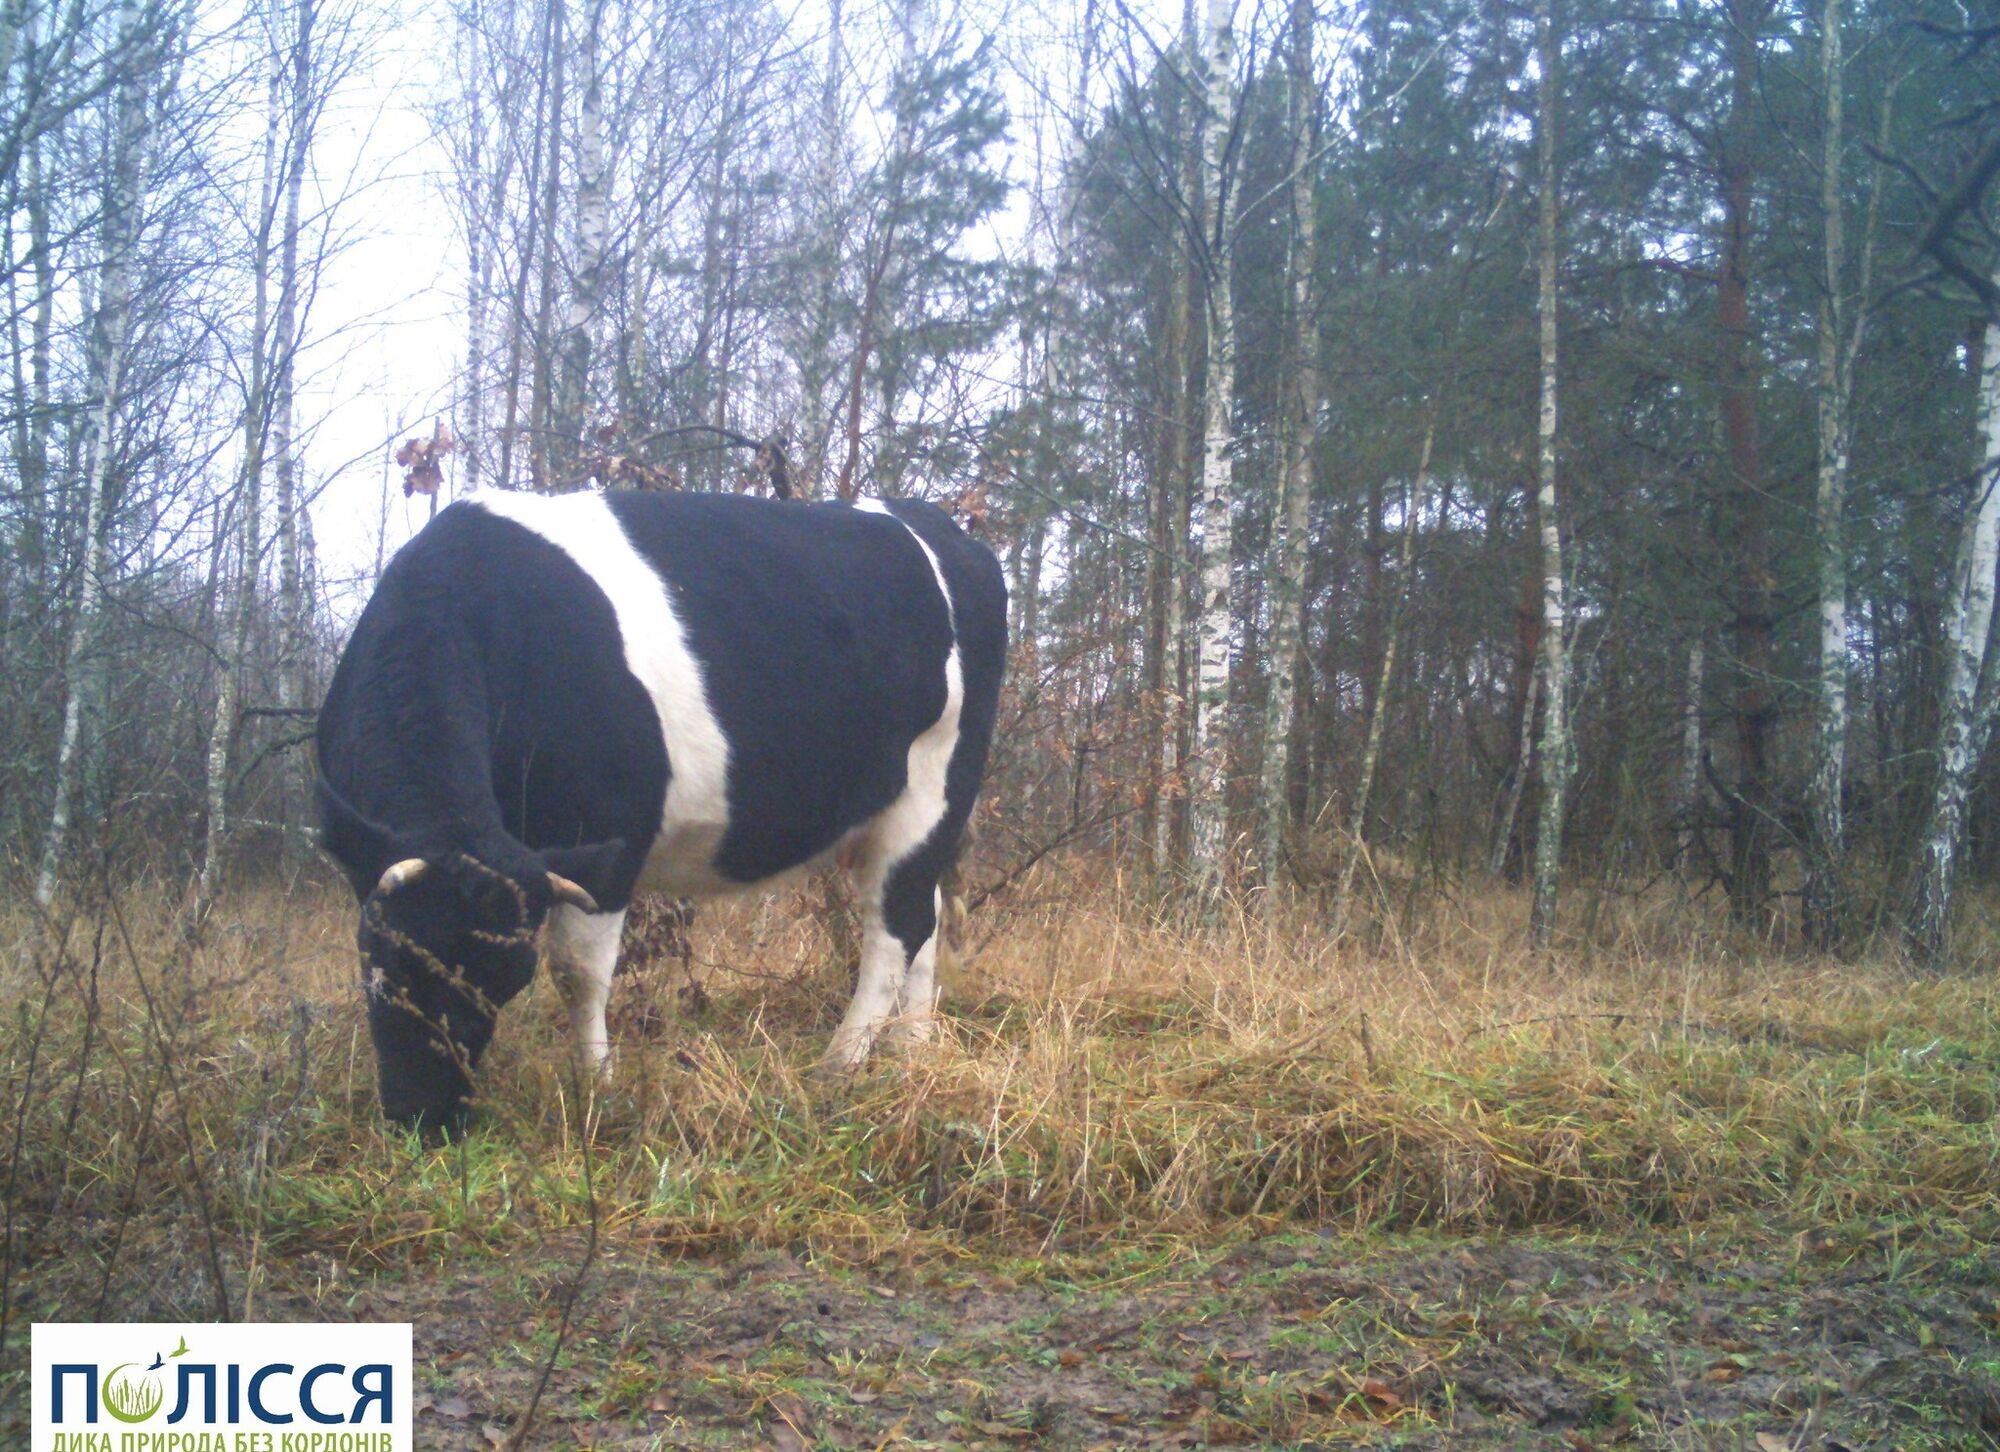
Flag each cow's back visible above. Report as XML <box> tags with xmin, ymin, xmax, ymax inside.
<box><xmin>323</xmin><ymin>490</ymin><xmax>1005</xmax><ymax>909</ymax></box>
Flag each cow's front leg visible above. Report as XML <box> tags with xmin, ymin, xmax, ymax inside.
<box><xmin>820</xmin><ymin>857</ymin><xmax>938</xmax><ymax>1074</ymax></box>
<box><xmin>546</xmin><ymin>904</ymin><xmax>626</xmax><ymax>1084</ymax></box>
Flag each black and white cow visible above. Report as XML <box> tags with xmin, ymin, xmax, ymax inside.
<box><xmin>315</xmin><ymin>489</ymin><xmax>1007</xmax><ymax>1132</ymax></box>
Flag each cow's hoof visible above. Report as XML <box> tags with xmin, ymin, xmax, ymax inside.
<box><xmin>884</xmin><ymin>1018</ymin><xmax>935</xmax><ymax>1051</ymax></box>
<box><xmin>812</xmin><ymin>1040</ymin><xmax>872</xmax><ymax>1083</ymax></box>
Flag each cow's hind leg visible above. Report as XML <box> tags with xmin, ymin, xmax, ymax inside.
<box><xmin>822</xmin><ymin>849</ymin><xmax>942</xmax><ymax>1073</ymax></box>
<box><xmin>546</xmin><ymin>904</ymin><xmax>626</xmax><ymax>1083</ymax></box>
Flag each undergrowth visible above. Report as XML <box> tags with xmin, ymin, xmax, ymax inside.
<box><xmin>2</xmin><ymin>865</ymin><xmax>1995</xmax><ymax>1327</ymax></box>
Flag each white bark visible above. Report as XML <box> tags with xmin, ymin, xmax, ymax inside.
<box><xmin>35</xmin><ymin>0</ymin><xmax>160</xmax><ymax>908</ymax></box>
<box><xmin>1528</xmin><ymin>0</ymin><xmax>1569</xmax><ymax>948</ymax></box>
<box><xmin>199</xmin><ymin>43</ymin><xmax>284</xmax><ymax>910</ymax></box>
<box><xmin>1257</xmin><ymin>0</ymin><xmax>1317</xmax><ymax>891</ymax></box>
<box><xmin>556</xmin><ymin>0</ymin><xmax>606</xmax><ymax>468</ymax></box>
<box><xmin>1153</xmin><ymin>0</ymin><xmax>1202</xmax><ymax>874</ymax></box>
<box><xmin>1908</xmin><ymin>291</ymin><xmax>2000</xmax><ymax>964</ymax></box>
<box><xmin>1804</xmin><ymin>0</ymin><xmax>1849</xmax><ymax>947</ymax></box>
<box><xmin>1187</xmin><ymin>0</ymin><xmax>1237</xmax><ymax>888</ymax></box>
<box><xmin>274</xmin><ymin>0</ymin><xmax>312</xmax><ymax>724</ymax></box>
<box><xmin>1676</xmin><ymin>641</ymin><xmax>1705</xmax><ymax>872</ymax></box>
<box><xmin>797</xmin><ymin>0</ymin><xmax>845</xmax><ymax>495</ymax></box>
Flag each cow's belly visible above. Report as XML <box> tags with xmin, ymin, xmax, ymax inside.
<box><xmin>634</xmin><ymin>812</ymin><xmax>873</xmax><ymax>901</ymax></box>
<box><xmin>633</xmin><ymin>820</ymin><xmax>732</xmax><ymax>897</ymax></box>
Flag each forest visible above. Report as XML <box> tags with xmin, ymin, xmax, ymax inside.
<box><xmin>4</xmin><ymin>0</ymin><xmax>2000</xmax><ymax>1445</ymax></box>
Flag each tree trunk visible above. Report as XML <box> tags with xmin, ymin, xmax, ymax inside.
<box><xmin>528</xmin><ymin>0</ymin><xmax>565</xmax><ymax>491</ymax></box>
<box><xmin>199</xmin><ymin>43</ymin><xmax>284</xmax><ymax>912</ymax></box>
<box><xmin>498</xmin><ymin>0</ymin><xmax>560</xmax><ymax>493</ymax></box>
<box><xmin>1801</xmin><ymin>0</ymin><xmax>1850</xmax><ymax>952</ymax></box>
<box><xmin>273</xmin><ymin>0</ymin><xmax>314</xmax><ymax>836</ymax></box>
<box><xmin>1528</xmin><ymin>0</ymin><xmax>1569</xmax><ymax>948</ymax></box>
<box><xmin>1677</xmin><ymin>640</ymin><xmax>1706</xmax><ymax>872</ymax></box>
<box><xmin>1339</xmin><ymin>413</ymin><xmax>1435</xmax><ymax>904</ymax></box>
<box><xmin>1257</xmin><ymin>0</ymin><xmax>1318</xmax><ymax>891</ymax></box>
<box><xmin>797</xmin><ymin>0</ymin><xmax>845</xmax><ymax>495</ymax></box>
<box><xmin>554</xmin><ymin>0</ymin><xmax>607</xmax><ymax>483</ymax></box>
<box><xmin>1187</xmin><ymin>0</ymin><xmax>1237</xmax><ymax>890</ymax></box>
<box><xmin>1906</xmin><ymin>290</ymin><xmax>2000</xmax><ymax>965</ymax></box>
<box><xmin>35</xmin><ymin>0</ymin><xmax>158</xmax><ymax>908</ymax></box>
<box><xmin>1719</xmin><ymin>0</ymin><xmax>1772</xmax><ymax>928</ymax></box>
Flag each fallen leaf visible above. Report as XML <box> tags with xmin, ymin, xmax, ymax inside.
<box><xmin>480</xmin><ymin>1424</ymin><xmax>510</xmax><ymax>1449</ymax></box>
<box><xmin>432</xmin><ymin>1395</ymin><xmax>475</xmax><ymax>1420</ymax></box>
<box><xmin>1755</xmin><ymin>1434</ymin><xmax>1793</xmax><ymax>1452</ymax></box>
<box><xmin>1057</xmin><ymin>1348</ymin><xmax>1085</xmax><ymax>1368</ymax></box>
<box><xmin>1359</xmin><ymin>1377</ymin><xmax>1404</xmax><ymax>1411</ymax></box>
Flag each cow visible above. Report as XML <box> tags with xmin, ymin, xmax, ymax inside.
<box><xmin>314</xmin><ymin>489</ymin><xmax>1007</xmax><ymax>1133</ymax></box>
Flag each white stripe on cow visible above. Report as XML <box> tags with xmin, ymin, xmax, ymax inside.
<box><xmin>467</xmin><ymin>490</ymin><xmax>733</xmax><ymax>893</ymax></box>
<box><xmin>855</xmin><ymin>499</ymin><xmax>965</xmax><ymax>872</ymax></box>
<box><xmin>820</xmin><ymin>500</ymin><xmax>966</xmax><ymax>1067</ymax></box>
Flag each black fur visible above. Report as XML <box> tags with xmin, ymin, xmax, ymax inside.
<box><xmin>317</xmin><ymin>491</ymin><xmax>1007</xmax><ymax>1132</ymax></box>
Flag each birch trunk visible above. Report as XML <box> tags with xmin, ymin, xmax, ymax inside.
<box><xmin>273</xmin><ymin>0</ymin><xmax>312</xmax><ymax>729</ymax></box>
<box><xmin>554</xmin><ymin>0</ymin><xmax>606</xmax><ymax>479</ymax></box>
<box><xmin>1906</xmin><ymin>295</ymin><xmax>2000</xmax><ymax>965</ymax></box>
<box><xmin>498</xmin><ymin>0</ymin><xmax>558</xmax><ymax>492</ymax></box>
<box><xmin>13</xmin><ymin>59</ymin><xmax>54</xmax><ymax>596</ymax></box>
<box><xmin>1187</xmin><ymin>0</ymin><xmax>1237</xmax><ymax>890</ymax></box>
<box><xmin>797</xmin><ymin>0</ymin><xmax>845</xmax><ymax>495</ymax></box>
<box><xmin>1256</xmin><ymin>0</ymin><xmax>1317</xmax><ymax>891</ymax></box>
<box><xmin>1150</xmin><ymin>0</ymin><xmax>1203</xmax><ymax>875</ymax></box>
<box><xmin>1804</xmin><ymin>0</ymin><xmax>1849</xmax><ymax>948</ymax></box>
<box><xmin>35</xmin><ymin>0</ymin><xmax>158</xmax><ymax>908</ymax></box>
<box><xmin>1527</xmin><ymin>0</ymin><xmax>1569</xmax><ymax>948</ymax></box>
<box><xmin>462</xmin><ymin>6</ymin><xmax>488</xmax><ymax>489</ymax></box>
<box><xmin>198</xmin><ymin>47</ymin><xmax>284</xmax><ymax>910</ymax></box>
<box><xmin>1803</xmin><ymin>0</ymin><xmax>1892</xmax><ymax>949</ymax></box>
<box><xmin>528</xmin><ymin>0</ymin><xmax>564</xmax><ymax>490</ymax></box>
<box><xmin>1676</xmin><ymin>641</ymin><xmax>1705</xmax><ymax>871</ymax></box>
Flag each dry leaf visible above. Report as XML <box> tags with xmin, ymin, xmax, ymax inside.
<box><xmin>432</xmin><ymin>1394</ymin><xmax>475</xmax><ymax>1420</ymax></box>
<box><xmin>1755</xmin><ymin>1434</ymin><xmax>1793</xmax><ymax>1452</ymax></box>
<box><xmin>1359</xmin><ymin>1377</ymin><xmax>1404</xmax><ymax>1410</ymax></box>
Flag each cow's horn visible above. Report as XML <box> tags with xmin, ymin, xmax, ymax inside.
<box><xmin>546</xmin><ymin>873</ymin><xmax>600</xmax><ymax>914</ymax></box>
<box><xmin>376</xmin><ymin>858</ymin><xmax>431</xmax><ymax>895</ymax></box>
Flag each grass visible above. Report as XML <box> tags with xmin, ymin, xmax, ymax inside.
<box><xmin>3</xmin><ymin>866</ymin><xmax>1998</xmax><ymax>1446</ymax></box>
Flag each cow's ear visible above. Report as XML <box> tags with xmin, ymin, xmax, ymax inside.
<box><xmin>316</xmin><ymin>778</ymin><xmax>394</xmax><ymax>875</ymax></box>
<box><xmin>540</xmin><ymin>840</ymin><xmax>627</xmax><ymax>913</ymax></box>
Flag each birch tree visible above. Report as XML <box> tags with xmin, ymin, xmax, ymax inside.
<box><xmin>553</xmin><ymin>0</ymin><xmax>608</xmax><ymax>482</ymax></box>
<box><xmin>1186</xmin><ymin>0</ymin><xmax>1237</xmax><ymax>890</ymax></box>
<box><xmin>1906</xmin><ymin>295</ymin><xmax>2000</xmax><ymax>965</ymax></box>
<box><xmin>199</xmin><ymin>16</ymin><xmax>288</xmax><ymax>911</ymax></box>
<box><xmin>36</xmin><ymin>0</ymin><xmax>173</xmax><ymax>907</ymax></box>
<box><xmin>1256</xmin><ymin>0</ymin><xmax>1318</xmax><ymax>891</ymax></box>
<box><xmin>1527</xmin><ymin>0</ymin><xmax>1569</xmax><ymax>948</ymax></box>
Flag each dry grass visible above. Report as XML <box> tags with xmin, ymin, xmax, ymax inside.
<box><xmin>3</xmin><ymin>864</ymin><xmax>1996</xmax><ymax>1319</ymax></box>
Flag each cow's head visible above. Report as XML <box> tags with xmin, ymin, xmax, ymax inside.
<box><xmin>317</xmin><ymin>783</ymin><xmax>622</xmax><ymax>1134</ymax></box>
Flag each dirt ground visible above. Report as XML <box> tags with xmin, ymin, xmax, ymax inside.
<box><xmin>204</xmin><ymin>1218</ymin><xmax>2000</xmax><ymax>1449</ymax></box>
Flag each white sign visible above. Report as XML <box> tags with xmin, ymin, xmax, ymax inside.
<box><xmin>32</xmin><ymin>1323</ymin><xmax>413</xmax><ymax>1452</ymax></box>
